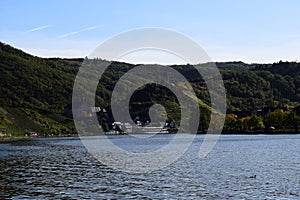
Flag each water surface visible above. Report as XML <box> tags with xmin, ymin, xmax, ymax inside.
<box><xmin>0</xmin><ymin>134</ymin><xmax>299</xmax><ymax>199</ymax></box>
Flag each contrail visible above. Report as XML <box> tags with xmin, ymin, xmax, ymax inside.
<box><xmin>58</xmin><ymin>26</ymin><xmax>102</xmax><ymax>38</ymax></box>
<box><xmin>27</xmin><ymin>25</ymin><xmax>50</xmax><ymax>32</ymax></box>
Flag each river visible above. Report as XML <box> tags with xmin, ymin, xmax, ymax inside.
<box><xmin>0</xmin><ymin>134</ymin><xmax>299</xmax><ymax>199</ymax></box>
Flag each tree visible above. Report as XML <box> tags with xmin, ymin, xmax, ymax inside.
<box><xmin>285</xmin><ymin>112</ymin><xmax>300</xmax><ymax>133</ymax></box>
<box><xmin>264</xmin><ymin>109</ymin><xmax>288</xmax><ymax>131</ymax></box>
<box><xmin>102</xmin><ymin>123</ymin><xmax>109</xmax><ymax>132</ymax></box>
<box><xmin>225</xmin><ymin>114</ymin><xmax>238</xmax><ymax>129</ymax></box>
<box><xmin>241</xmin><ymin>116</ymin><xmax>251</xmax><ymax>130</ymax></box>
<box><xmin>248</xmin><ymin>115</ymin><xmax>264</xmax><ymax>130</ymax></box>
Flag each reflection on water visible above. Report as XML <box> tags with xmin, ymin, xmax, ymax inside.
<box><xmin>0</xmin><ymin>135</ymin><xmax>299</xmax><ymax>199</ymax></box>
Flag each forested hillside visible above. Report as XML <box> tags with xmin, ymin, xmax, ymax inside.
<box><xmin>0</xmin><ymin>42</ymin><xmax>299</xmax><ymax>136</ymax></box>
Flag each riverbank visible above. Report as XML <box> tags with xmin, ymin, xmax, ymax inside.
<box><xmin>0</xmin><ymin>135</ymin><xmax>31</xmax><ymax>140</ymax></box>
<box><xmin>1</xmin><ymin>132</ymin><xmax>299</xmax><ymax>141</ymax></box>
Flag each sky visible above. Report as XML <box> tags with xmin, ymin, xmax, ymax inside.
<box><xmin>1</xmin><ymin>0</ymin><xmax>300</xmax><ymax>64</ymax></box>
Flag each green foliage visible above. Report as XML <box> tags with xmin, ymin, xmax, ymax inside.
<box><xmin>264</xmin><ymin>109</ymin><xmax>288</xmax><ymax>129</ymax></box>
<box><xmin>248</xmin><ymin>115</ymin><xmax>264</xmax><ymax>129</ymax></box>
<box><xmin>225</xmin><ymin>114</ymin><xmax>238</xmax><ymax>129</ymax></box>
<box><xmin>0</xmin><ymin>108</ymin><xmax>24</xmax><ymax>136</ymax></box>
<box><xmin>0</xmin><ymin>41</ymin><xmax>300</xmax><ymax>135</ymax></box>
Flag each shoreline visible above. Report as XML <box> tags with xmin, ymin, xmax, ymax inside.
<box><xmin>1</xmin><ymin>132</ymin><xmax>299</xmax><ymax>141</ymax></box>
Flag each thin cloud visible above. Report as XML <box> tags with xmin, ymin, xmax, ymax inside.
<box><xmin>27</xmin><ymin>25</ymin><xmax>50</xmax><ymax>32</ymax></box>
<box><xmin>58</xmin><ymin>26</ymin><xmax>102</xmax><ymax>38</ymax></box>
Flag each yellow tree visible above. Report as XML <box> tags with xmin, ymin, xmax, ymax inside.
<box><xmin>225</xmin><ymin>114</ymin><xmax>238</xmax><ymax>129</ymax></box>
<box><xmin>241</xmin><ymin>116</ymin><xmax>251</xmax><ymax>130</ymax></box>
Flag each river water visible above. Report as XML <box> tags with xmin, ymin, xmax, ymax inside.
<box><xmin>0</xmin><ymin>134</ymin><xmax>299</xmax><ymax>199</ymax></box>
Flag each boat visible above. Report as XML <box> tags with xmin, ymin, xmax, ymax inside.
<box><xmin>110</xmin><ymin>121</ymin><xmax>169</xmax><ymax>134</ymax></box>
<box><xmin>133</xmin><ymin>125</ymin><xmax>169</xmax><ymax>134</ymax></box>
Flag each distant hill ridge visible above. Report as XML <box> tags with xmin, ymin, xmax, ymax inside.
<box><xmin>0</xmin><ymin>41</ymin><xmax>299</xmax><ymax>136</ymax></box>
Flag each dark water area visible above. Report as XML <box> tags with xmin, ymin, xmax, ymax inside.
<box><xmin>0</xmin><ymin>134</ymin><xmax>299</xmax><ymax>199</ymax></box>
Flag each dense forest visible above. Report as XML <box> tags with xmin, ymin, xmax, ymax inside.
<box><xmin>0</xmin><ymin>42</ymin><xmax>299</xmax><ymax>136</ymax></box>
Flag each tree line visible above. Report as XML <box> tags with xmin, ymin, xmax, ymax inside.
<box><xmin>0</xmin><ymin>41</ymin><xmax>299</xmax><ymax>135</ymax></box>
<box><xmin>224</xmin><ymin>108</ymin><xmax>300</xmax><ymax>133</ymax></box>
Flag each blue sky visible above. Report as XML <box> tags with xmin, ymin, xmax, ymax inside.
<box><xmin>1</xmin><ymin>0</ymin><xmax>300</xmax><ymax>63</ymax></box>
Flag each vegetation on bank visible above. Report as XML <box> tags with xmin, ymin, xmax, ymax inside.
<box><xmin>224</xmin><ymin>109</ymin><xmax>300</xmax><ymax>133</ymax></box>
<box><xmin>0</xmin><ymin>42</ymin><xmax>299</xmax><ymax>136</ymax></box>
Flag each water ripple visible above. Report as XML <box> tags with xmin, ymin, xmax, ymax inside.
<box><xmin>0</xmin><ymin>135</ymin><xmax>299</xmax><ymax>199</ymax></box>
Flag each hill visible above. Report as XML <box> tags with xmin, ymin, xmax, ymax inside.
<box><xmin>0</xmin><ymin>41</ymin><xmax>299</xmax><ymax>136</ymax></box>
